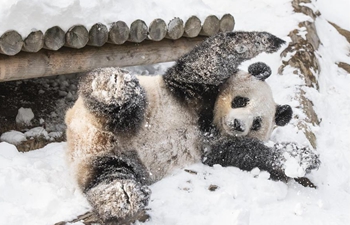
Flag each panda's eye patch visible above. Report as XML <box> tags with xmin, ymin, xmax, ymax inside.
<box><xmin>251</xmin><ymin>117</ymin><xmax>262</xmax><ymax>131</ymax></box>
<box><xmin>231</xmin><ymin>96</ymin><xmax>249</xmax><ymax>108</ymax></box>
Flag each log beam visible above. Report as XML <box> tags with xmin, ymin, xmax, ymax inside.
<box><xmin>0</xmin><ymin>37</ymin><xmax>206</xmax><ymax>82</ymax></box>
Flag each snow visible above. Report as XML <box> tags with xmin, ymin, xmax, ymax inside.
<box><xmin>1</xmin><ymin>0</ymin><xmax>350</xmax><ymax>225</ymax></box>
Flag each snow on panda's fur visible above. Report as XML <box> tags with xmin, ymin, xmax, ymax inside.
<box><xmin>65</xmin><ymin>31</ymin><xmax>320</xmax><ymax>224</ymax></box>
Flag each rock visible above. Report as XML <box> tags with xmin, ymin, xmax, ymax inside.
<box><xmin>208</xmin><ymin>184</ymin><xmax>218</xmax><ymax>191</ymax></box>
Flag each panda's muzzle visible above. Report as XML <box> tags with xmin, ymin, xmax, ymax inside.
<box><xmin>229</xmin><ymin>119</ymin><xmax>245</xmax><ymax>132</ymax></box>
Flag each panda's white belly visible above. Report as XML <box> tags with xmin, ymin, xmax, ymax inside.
<box><xmin>114</xmin><ymin>75</ymin><xmax>201</xmax><ymax>182</ymax></box>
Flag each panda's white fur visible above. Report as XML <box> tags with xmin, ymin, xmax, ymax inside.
<box><xmin>112</xmin><ymin>75</ymin><xmax>202</xmax><ymax>182</ymax></box>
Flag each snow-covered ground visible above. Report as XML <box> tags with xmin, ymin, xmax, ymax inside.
<box><xmin>1</xmin><ymin>0</ymin><xmax>350</xmax><ymax>225</ymax></box>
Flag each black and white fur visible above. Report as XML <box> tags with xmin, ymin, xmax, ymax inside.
<box><xmin>65</xmin><ymin>31</ymin><xmax>320</xmax><ymax>224</ymax></box>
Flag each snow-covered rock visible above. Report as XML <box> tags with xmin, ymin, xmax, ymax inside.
<box><xmin>0</xmin><ymin>131</ymin><xmax>27</xmax><ymax>145</ymax></box>
<box><xmin>24</xmin><ymin>127</ymin><xmax>49</xmax><ymax>140</ymax></box>
<box><xmin>15</xmin><ymin>107</ymin><xmax>34</xmax><ymax>125</ymax></box>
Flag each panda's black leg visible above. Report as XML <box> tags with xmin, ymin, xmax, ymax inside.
<box><xmin>83</xmin><ymin>153</ymin><xmax>151</xmax><ymax>224</ymax></box>
<box><xmin>79</xmin><ymin>67</ymin><xmax>146</xmax><ymax>133</ymax></box>
<box><xmin>202</xmin><ymin>137</ymin><xmax>320</xmax><ymax>184</ymax></box>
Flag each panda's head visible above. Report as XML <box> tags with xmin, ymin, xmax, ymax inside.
<box><xmin>213</xmin><ymin>62</ymin><xmax>292</xmax><ymax>141</ymax></box>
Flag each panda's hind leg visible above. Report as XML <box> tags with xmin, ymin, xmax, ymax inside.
<box><xmin>84</xmin><ymin>153</ymin><xmax>151</xmax><ymax>224</ymax></box>
<box><xmin>79</xmin><ymin>67</ymin><xmax>146</xmax><ymax>132</ymax></box>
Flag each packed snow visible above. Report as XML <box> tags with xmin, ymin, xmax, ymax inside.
<box><xmin>1</xmin><ymin>0</ymin><xmax>350</xmax><ymax>225</ymax></box>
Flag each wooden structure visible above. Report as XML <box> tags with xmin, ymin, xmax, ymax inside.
<box><xmin>0</xmin><ymin>14</ymin><xmax>234</xmax><ymax>82</ymax></box>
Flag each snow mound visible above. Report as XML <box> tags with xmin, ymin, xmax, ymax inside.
<box><xmin>0</xmin><ymin>142</ymin><xmax>90</xmax><ymax>225</ymax></box>
<box><xmin>0</xmin><ymin>130</ymin><xmax>27</xmax><ymax>145</ymax></box>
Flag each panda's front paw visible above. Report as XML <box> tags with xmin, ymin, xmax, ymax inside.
<box><xmin>274</xmin><ymin>142</ymin><xmax>321</xmax><ymax>178</ymax></box>
<box><xmin>86</xmin><ymin>179</ymin><xmax>151</xmax><ymax>224</ymax></box>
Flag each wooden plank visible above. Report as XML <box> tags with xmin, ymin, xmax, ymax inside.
<box><xmin>128</xmin><ymin>19</ymin><xmax>148</xmax><ymax>43</ymax></box>
<box><xmin>184</xmin><ymin>16</ymin><xmax>201</xmax><ymax>38</ymax></box>
<box><xmin>200</xmin><ymin>15</ymin><xmax>220</xmax><ymax>36</ymax></box>
<box><xmin>108</xmin><ymin>21</ymin><xmax>130</xmax><ymax>45</ymax></box>
<box><xmin>22</xmin><ymin>30</ymin><xmax>44</xmax><ymax>53</ymax></box>
<box><xmin>88</xmin><ymin>23</ymin><xmax>108</xmax><ymax>47</ymax></box>
<box><xmin>166</xmin><ymin>18</ymin><xmax>184</xmax><ymax>40</ymax></box>
<box><xmin>65</xmin><ymin>25</ymin><xmax>89</xmax><ymax>49</ymax></box>
<box><xmin>0</xmin><ymin>30</ymin><xmax>23</xmax><ymax>56</ymax></box>
<box><xmin>44</xmin><ymin>26</ymin><xmax>65</xmax><ymax>50</ymax></box>
<box><xmin>148</xmin><ymin>19</ymin><xmax>167</xmax><ymax>41</ymax></box>
<box><xmin>0</xmin><ymin>37</ymin><xmax>206</xmax><ymax>82</ymax></box>
<box><xmin>220</xmin><ymin>14</ymin><xmax>235</xmax><ymax>32</ymax></box>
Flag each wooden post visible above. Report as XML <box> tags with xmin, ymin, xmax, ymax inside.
<box><xmin>0</xmin><ymin>30</ymin><xmax>23</xmax><ymax>56</ymax></box>
<box><xmin>148</xmin><ymin>19</ymin><xmax>167</xmax><ymax>41</ymax></box>
<box><xmin>108</xmin><ymin>21</ymin><xmax>130</xmax><ymax>45</ymax></box>
<box><xmin>65</xmin><ymin>25</ymin><xmax>89</xmax><ymax>49</ymax></box>
<box><xmin>220</xmin><ymin>14</ymin><xmax>235</xmax><ymax>32</ymax></box>
<box><xmin>183</xmin><ymin>16</ymin><xmax>202</xmax><ymax>38</ymax></box>
<box><xmin>44</xmin><ymin>26</ymin><xmax>65</xmax><ymax>51</ymax></box>
<box><xmin>128</xmin><ymin>20</ymin><xmax>148</xmax><ymax>43</ymax></box>
<box><xmin>166</xmin><ymin>18</ymin><xmax>184</xmax><ymax>40</ymax></box>
<box><xmin>0</xmin><ymin>37</ymin><xmax>206</xmax><ymax>82</ymax></box>
<box><xmin>22</xmin><ymin>31</ymin><xmax>44</xmax><ymax>53</ymax></box>
<box><xmin>200</xmin><ymin>15</ymin><xmax>220</xmax><ymax>36</ymax></box>
<box><xmin>88</xmin><ymin>23</ymin><xmax>108</xmax><ymax>47</ymax></box>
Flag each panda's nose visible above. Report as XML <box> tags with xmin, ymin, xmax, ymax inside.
<box><xmin>233</xmin><ymin>119</ymin><xmax>245</xmax><ymax>132</ymax></box>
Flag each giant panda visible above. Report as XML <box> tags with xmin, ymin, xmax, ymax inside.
<box><xmin>65</xmin><ymin>31</ymin><xmax>320</xmax><ymax>224</ymax></box>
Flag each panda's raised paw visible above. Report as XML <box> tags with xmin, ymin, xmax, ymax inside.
<box><xmin>87</xmin><ymin>68</ymin><xmax>143</xmax><ymax>106</ymax></box>
<box><xmin>274</xmin><ymin>142</ymin><xmax>321</xmax><ymax>178</ymax></box>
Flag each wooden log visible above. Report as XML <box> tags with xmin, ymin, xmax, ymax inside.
<box><xmin>219</xmin><ymin>14</ymin><xmax>235</xmax><ymax>32</ymax></box>
<box><xmin>200</xmin><ymin>15</ymin><xmax>220</xmax><ymax>36</ymax></box>
<box><xmin>44</xmin><ymin>26</ymin><xmax>65</xmax><ymax>51</ymax></box>
<box><xmin>0</xmin><ymin>37</ymin><xmax>206</xmax><ymax>82</ymax></box>
<box><xmin>108</xmin><ymin>21</ymin><xmax>130</xmax><ymax>45</ymax></box>
<box><xmin>183</xmin><ymin>16</ymin><xmax>201</xmax><ymax>38</ymax></box>
<box><xmin>166</xmin><ymin>18</ymin><xmax>184</xmax><ymax>40</ymax></box>
<box><xmin>88</xmin><ymin>23</ymin><xmax>108</xmax><ymax>47</ymax></box>
<box><xmin>22</xmin><ymin>30</ymin><xmax>44</xmax><ymax>53</ymax></box>
<box><xmin>0</xmin><ymin>30</ymin><xmax>23</xmax><ymax>56</ymax></box>
<box><xmin>65</xmin><ymin>25</ymin><xmax>89</xmax><ymax>49</ymax></box>
<box><xmin>128</xmin><ymin>19</ymin><xmax>148</xmax><ymax>43</ymax></box>
<box><xmin>148</xmin><ymin>18</ymin><xmax>167</xmax><ymax>41</ymax></box>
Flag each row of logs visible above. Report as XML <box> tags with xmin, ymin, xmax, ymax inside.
<box><xmin>0</xmin><ymin>14</ymin><xmax>234</xmax><ymax>56</ymax></box>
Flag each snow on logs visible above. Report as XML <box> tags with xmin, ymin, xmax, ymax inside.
<box><xmin>0</xmin><ymin>14</ymin><xmax>235</xmax><ymax>81</ymax></box>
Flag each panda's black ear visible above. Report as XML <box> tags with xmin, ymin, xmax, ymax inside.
<box><xmin>275</xmin><ymin>105</ymin><xmax>293</xmax><ymax>126</ymax></box>
<box><xmin>248</xmin><ymin>62</ymin><xmax>272</xmax><ymax>81</ymax></box>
